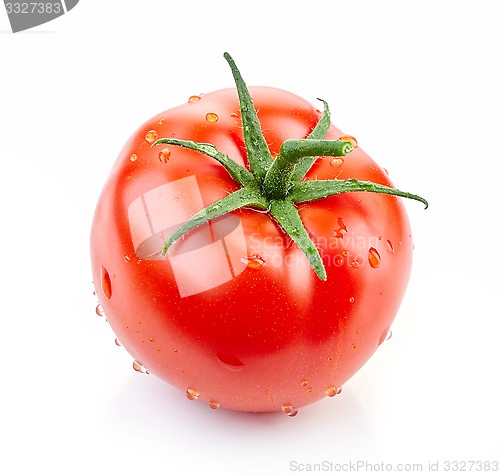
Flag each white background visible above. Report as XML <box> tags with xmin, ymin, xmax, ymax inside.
<box><xmin>1</xmin><ymin>1</ymin><xmax>499</xmax><ymax>474</ymax></box>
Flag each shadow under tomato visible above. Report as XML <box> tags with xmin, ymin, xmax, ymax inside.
<box><xmin>106</xmin><ymin>371</ymin><xmax>378</xmax><ymax>468</ymax></box>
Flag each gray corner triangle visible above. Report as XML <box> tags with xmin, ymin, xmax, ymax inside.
<box><xmin>63</xmin><ymin>0</ymin><xmax>79</xmax><ymax>12</ymax></box>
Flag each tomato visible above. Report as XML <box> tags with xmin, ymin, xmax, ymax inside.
<box><xmin>90</xmin><ymin>53</ymin><xmax>426</xmax><ymax>414</ymax></box>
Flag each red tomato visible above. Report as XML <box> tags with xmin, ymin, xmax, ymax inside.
<box><xmin>90</xmin><ymin>55</ymin><xmax>424</xmax><ymax>414</ymax></box>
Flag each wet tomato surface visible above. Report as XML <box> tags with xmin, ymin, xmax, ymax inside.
<box><xmin>90</xmin><ymin>54</ymin><xmax>424</xmax><ymax>413</ymax></box>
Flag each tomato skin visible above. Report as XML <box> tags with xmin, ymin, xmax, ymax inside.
<box><xmin>90</xmin><ymin>86</ymin><xmax>413</xmax><ymax>412</ymax></box>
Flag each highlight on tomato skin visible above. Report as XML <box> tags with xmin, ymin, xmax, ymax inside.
<box><xmin>90</xmin><ymin>53</ymin><xmax>425</xmax><ymax>415</ymax></box>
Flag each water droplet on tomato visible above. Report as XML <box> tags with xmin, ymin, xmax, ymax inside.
<box><xmin>330</xmin><ymin>157</ymin><xmax>344</xmax><ymax>167</ymax></box>
<box><xmin>205</xmin><ymin>112</ymin><xmax>219</xmax><ymax>123</ymax></box>
<box><xmin>351</xmin><ymin>260</ymin><xmax>359</xmax><ymax>268</ymax></box>
<box><xmin>114</xmin><ymin>337</ymin><xmax>121</xmax><ymax>346</ymax></box>
<box><xmin>124</xmin><ymin>255</ymin><xmax>132</xmax><ymax>263</ymax></box>
<box><xmin>379</xmin><ymin>329</ymin><xmax>393</xmax><ymax>345</ymax></box>
<box><xmin>145</xmin><ymin>130</ymin><xmax>158</xmax><ymax>143</ymax></box>
<box><xmin>186</xmin><ymin>388</ymin><xmax>199</xmax><ymax>400</ymax></box>
<box><xmin>325</xmin><ymin>386</ymin><xmax>342</xmax><ymax>397</ymax></box>
<box><xmin>129</xmin><ymin>153</ymin><xmax>138</xmax><ymax>162</ymax></box>
<box><xmin>368</xmin><ymin>247</ymin><xmax>381</xmax><ymax>268</ymax></box>
<box><xmin>335</xmin><ymin>256</ymin><xmax>343</xmax><ymax>266</ymax></box>
<box><xmin>351</xmin><ymin>344</ymin><xmax>357</xmax><ymax>350</ymax></box>
<box><xmin>300</xmin><ymin>380</ymin><xmax>308</xmax><ymax>387</ymax></box>
<box><xmin>281</xmin><ymin>404</ymin><xmax>298</xmax><ymax>417</ymax></box>
<box><xmin>188</xmin><ymin>95</ymin><xmax>201</xmax><ymax>103</ymax></box>
<box><xmin>158</xmin><ymin>118</ymin><xmax>166</xmax><ymax>125</ymax></box>
<box><xmin>342</xmin><ymin>250</ymin><xmax>348</xmax><ymax>257</ymax></box>
<box><xmin>158</xmin><ymin>148</ymin><xmax>171</xmax><ymax>163</ymax></box>
<box><xmin>349</xmin><ymin>297</ymin><xmax>355</xmax><ymax>303</ymax></box>
<box><xmin>95</xmin><ymin>304</ymin><xmax>104</xmax><ymax>317</ymax></box>
<box><xmin>386</xmin><ymin>240</ymin><xmax>394</xmax><ymax>253</ymax></box>
<box><xmin>208</xmin><ymin>401</ymin><xmax>221</xmax><ymax>410</ymax></box>
<box><xmin>101</xmin><ymin>266</ymin><xmax>112</xmax><ymax>299</ymax></box>
<box><xmin>339</xmin><ymin>135</ymin><xmax>358</xmax><ymax>148</ymax></box>
<box><xmin>132</xmin><ymin>360</ymin><xmax>148</xmax><ymax>373</ymax></box>
<box><xmin>217</xmin><ymin>353</ymin><xmax>245</xmax><ymax>371</ymax></box>
<box><xmin>242</xmin><ymin>255</ymin><xmax>265</xmax><ymax>270</ymax></box>
<box><xmin>333</xmin><ymin>217</ymin><xmax>347</xmax><ymax>238</ymax></box>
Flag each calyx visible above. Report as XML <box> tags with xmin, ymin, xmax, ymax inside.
<box><xmin>153</xmin><ymin>52</ymin><xmax>427</xmax><ymax>280</ymax></box>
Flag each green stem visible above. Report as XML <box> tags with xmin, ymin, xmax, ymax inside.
<box><xmin>263</xmin><ymin>139</ymin><xmax>353</xmax><ymax>200</ymax></box>
<box><xmin>152</xmin><ymin>53</ymin><xmax>427</xmax><ymax>282</ymax></box>
<box><xmin>269</xmin><ymin>199</ymin><xmax>327</xmax><ymax>280</ymax></box>
<box><xmin>281</xmin><ymin>139</ymin><xmax>353</xmax><ymax>161</ymax></box>
<box><xmin>290</xmin><ymin>178</ymin><xmax>429</xmax><ymax>208</ymax></box>
<box><xmin>153</xmin><ymin>137</ymin><xmax>255</xmax><ymax>187</ymax></box>
<box><xmin>292</xmin><ymin>98</ymin><xmax>332</xmax><ymax>181</ymax></box>
<box><xmin>223</xmin><ymin>52</ymin><xmax>273</xmax><ymax>183</ymax></box>
<box><xmin>162</xmin><ymin>187</ymin><xmax>268</xmax><ymax>254</ymax></box>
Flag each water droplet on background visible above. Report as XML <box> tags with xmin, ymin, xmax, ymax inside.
<box><xmin>114</xmin><ymin>337</ymin><xmax>122</xmax><ymax>346</ymax></box>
